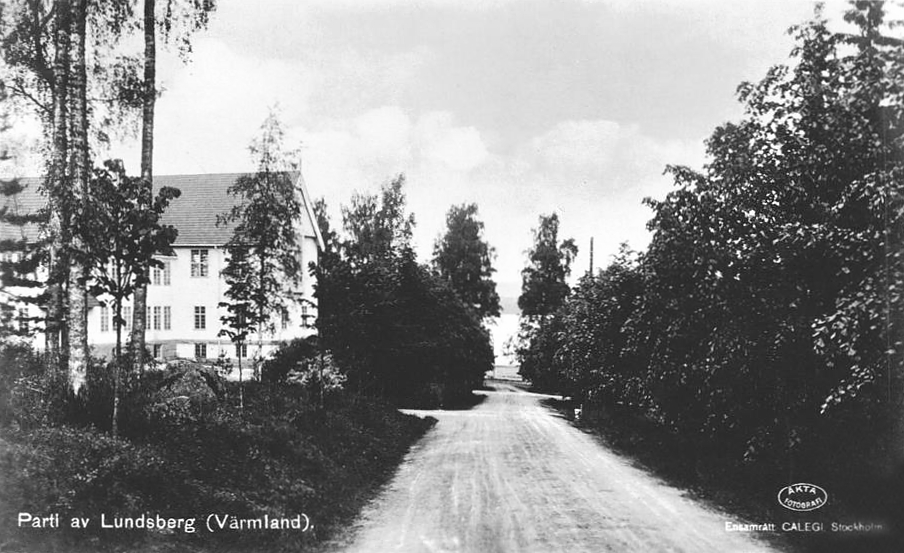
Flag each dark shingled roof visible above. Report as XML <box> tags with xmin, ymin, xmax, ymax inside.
<box><xmin>0</xmin><ymin>177</ymin><xmax>44</xmax><ymax>243</ymax></box>
<box><xmin>156</xmin><ymin>173</ymin><xmax>244</xmax><ymax>245</ymax></box>
<box><xmin>0</xmin><ymin>172</ymin><xmax>324</xmax><ymax>248</ymax></box>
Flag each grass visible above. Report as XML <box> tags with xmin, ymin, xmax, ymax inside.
<box><xmin>0</xmin><ymin>382</ymin><xmax>435</xmax><ymax>553</ymax></box>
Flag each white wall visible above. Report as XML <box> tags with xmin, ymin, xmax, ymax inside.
<box><xmin>88</xmin><ymin>237</ymin><xmax>319</xmax><ymax>361</ymax></box>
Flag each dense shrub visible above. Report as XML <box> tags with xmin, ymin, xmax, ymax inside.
<box><xmin>0</xmin><ymin>341</ymin><xmax>47</xmax><ymax>425</ymax></box>
<box><xmin>0</xmin><ymin>380</ymin><xmax>434</xmax><ymax>552</ymax></box>
<box><xmin>261</xmin><ymin>336</ymin><xmax>319</xmax><ymax>384</ymax></box>
<box><xmin>314</xmin><ymin>178</ymin><xmax>493</xmax><ymax>407</ymax></box>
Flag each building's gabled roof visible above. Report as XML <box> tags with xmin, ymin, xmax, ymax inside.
<box><xmin>155</xmin><ymin>173</ymin><xmax>243</xmax><ymax>246</ymax></box>
<box><xmin>0</xmin><ymin>177</ymin><xmax>44</xmax><ymax>243</ymax></box>
<box><xmin>0</xmin><ymin>172</ymin><xmax>325</xmax><ymax>250</ymax></box>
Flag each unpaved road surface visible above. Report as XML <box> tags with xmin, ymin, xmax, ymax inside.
<box><xmin>337</xmin><ymin>383</ymin><xmax>780</xmax><ymax>553</ymax></box>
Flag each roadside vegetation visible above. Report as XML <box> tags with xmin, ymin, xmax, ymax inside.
<box><xmin>0</xmin><ymin>341</ymin><xmax>435</xmax><ymax>553</ymax></box>
<box><xmin>312</xmin><ymin>177</ymin><xmax>497</xmax><ymax>408</ymax></box>
<box><xmin>516</xmin><ymin>3</ymin><xmax>903</xmax><ymax>552</ymax></box>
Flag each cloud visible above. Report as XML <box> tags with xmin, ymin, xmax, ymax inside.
<box><xmin>416</xmin><ymin>112</ymin><xmax>489</xmax><ymax>172</ymax></box>
<box><xmin>105</xmin><ymin>37</ymin><xmax>431</xmax><ymax>175</ymax></box>
<box><xmin>292</xmin><ymin>109</ymin><xmax>702</xmax><ymax>293</ymax></box>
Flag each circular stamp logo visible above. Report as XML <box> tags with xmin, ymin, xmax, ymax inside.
<box><xmin>777</xmin><ymin>483</ymin><xmax>828</xmax><ymax>512</ymax></box>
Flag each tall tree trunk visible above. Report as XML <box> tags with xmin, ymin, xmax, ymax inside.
<box><xmin>256</xmin><ymin>249</ymin><xmax>265</xmax><ymax>380</ymax></box>
<box><xmin>46</xmin><ymin>0</ymin><xmax>71</xmax><ymax>371</ymax></box>
<box><xmin>237</xmin><ymin>342</ymin><xmax>244</xmax><ymax>410</ymax></box>
<box><xmin>130</xmin><ymin>0</ymin><xmax>156</xmax><ymax>370</ymax></box>
<box><xmin>112</xmin><ymin>266</ymin><xmax>123</xmax><ymax>437</ymax></box>
<box><xmin>67</xmin><ymin>0</ymin><xmax>89</xmax><ymax>394</ymax></box>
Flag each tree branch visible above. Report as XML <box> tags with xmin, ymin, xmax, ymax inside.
<box><xmin>9</xmin><ymin>83</ymin><xmax>51</xmax><ymax>116</ymax></box>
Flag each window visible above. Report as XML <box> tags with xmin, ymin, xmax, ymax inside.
<box><xmin>235</xmin><ymin>344</ymin><xmax>247</xmax><ymax>358</ymax></box>
<box><xmin>1</xmin><ymin>305</ymin><xmax>13</xmax><ymax>331</ymax></box>
<box><xmin>146</xmin><ymin>306</ymin><xmax>151</xmax><ymax>329</ymax></box>
<box><xmin>122</xmin><ymin>306</ymin><xmax>132</xmax><ymax>332</ymax></box>
<box><xmin>153</xmin><ymin>261</ymin><xmax>171</xmax><ymax>285</ymax></box>
<box><xmin>163</xmin><ymin>306</ymin><xmax>171</xmax><ymax>330</ymax></box>
<box><xmin>0</xmin><ymin>251</ymin><xmax>18</xmax><ymax>264</ymax></box>
<box><xmin>191</xmin><ymin>249</ymin><xmax>209</xmax><ymax>277</ymax></box>
<box><xmin>194</xmin><ymin>343</ymin><xmax>207</xmax><ymax>359</ymax></box>
<box><xmin>152</xmin><ymin>344</ymin><xmax>162</xmax><ymax>359</ymax></box>
<box><xmin>194</xmin><ymin>306</ymin><xmax>206</xmax><ymax>330</ymax></box>
<box><xmin>100</xmin><ymin>306</ymin><xmax>110</xmax><ymax>332</ymax></box>
<box><xmin>281</xmin><ymin>309</ymin><xmax>289</xmax><ymax>330</ymax></box>
<box><xmin>300</xmin><ymin>302</ymin><xmax>312</xmax><ymax>328</ymax></box>
<box><xmin>18</xmin><ymin>308</ymin><xmax>28</xmax><ymax>334</ymax></box>
<box><xmin>152</xmin><ymin>306</ymin><xmax>161</xmax><ymax>330</ymax></box>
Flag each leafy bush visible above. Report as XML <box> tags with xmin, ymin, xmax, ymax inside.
<box><xmin>261</xmin><ymin>336</ymin><xmax>318</xmax><ymax>384</ymax></box>
<box><xmin>0</xmin><ymin>383</ymin><xmax>434</xmax><ymax>552</ymax></box>
<box><xmin>314</xmin><ymin>177</ymin><xmax>493</xmax><ymax>407</ymax></box>
<box><xmin>0</xmin><ymin>341</ymin><xmax>46</xmax><ymax>425</ymax></box>
<box><xmin>286</xmin><ymin>352</ymin><xmax>346</xmax><ymax>395</ymax></box>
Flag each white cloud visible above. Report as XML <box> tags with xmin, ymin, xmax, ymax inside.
<box><xmin>292</xmin><ymin>111</ymin><xmax>703</xmax><ymax>293</ymax></box>
<box><xmin>415</xmin><ymin>112</ymin><xmax>489</xmax><ymax>172</ymax></box>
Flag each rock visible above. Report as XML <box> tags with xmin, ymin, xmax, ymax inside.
<box><xmin>149</xmin><ymin>362</ymin><xmax>225</xmax><ymax>419</ymax></box>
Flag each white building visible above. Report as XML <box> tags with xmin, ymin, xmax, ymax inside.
<box><xmin>0</xmin><ymin>172</ymin><xmax>323</xmax><ymax>363</ymax></box>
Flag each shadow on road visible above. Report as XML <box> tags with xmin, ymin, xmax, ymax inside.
<box><xmin>440</xmin><ymin>391</ymin><xmax>488</xmax><ymax>411</ymax></box>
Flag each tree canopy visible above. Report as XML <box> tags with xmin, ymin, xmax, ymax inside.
<box><xmin>315</xmin><ymin>176</ymin><xmax>493</xmax><ymax>406</ymax></box>
<box><xmin>518</xmin><ymin>213</ymin><xmax>578</xmax><ymax>318</ymax></box>
<box><xmin>516</xmin><ymin>1</ymin><xmax>904</xmax><ymax>480</ymax></box>
<box><xmin>432</xmin><ymin>203</ymin><xmax>500</xmax><ymax>320</ymax></box>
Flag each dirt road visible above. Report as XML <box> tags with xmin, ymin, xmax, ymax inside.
<box><xmin>337</xmin><ymin>383</ymin><xmax>780</xmax><ymax>553</ymax></box>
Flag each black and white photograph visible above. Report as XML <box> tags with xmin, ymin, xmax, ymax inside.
<box><xmin>0</xmin><ymin>0</ymin><xmax>902</xmax><ymax>551</ymax></box>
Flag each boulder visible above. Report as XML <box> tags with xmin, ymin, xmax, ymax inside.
<box><xmin>149</xmin><ymin>362</ymin><xmax>225</xmax><ymax>419</ymax></box>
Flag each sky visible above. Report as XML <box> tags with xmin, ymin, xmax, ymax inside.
<box><xmin>84</xmin><ymin>1</ymin><xmax>858</xmax><ymax>301</ymax></box>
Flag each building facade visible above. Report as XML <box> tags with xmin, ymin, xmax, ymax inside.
<box><xmin>0</xmin><ymin>171</ymin><xmax>323</xmax><ymax>363</ymax></box>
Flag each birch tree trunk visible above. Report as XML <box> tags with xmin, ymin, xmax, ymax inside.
<box><xmin>66</xmin><ymin>0</ymin><xmax>89</xmax><ymax>394</ymax></box>
<box><xmin>130</xmin><ymin>0</ymin><xmax>156</xmax><ymax>370</ymax></box>
<box><xmin>46</xmin><ymin>0</ymin><xmax>71</xmax><ymax>369</ymax></box>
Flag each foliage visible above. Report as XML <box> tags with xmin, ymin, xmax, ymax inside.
<box><xmin>286</xmin><ymin>353</ymin><xmax>346</xmax><ymax>396</ymax></box>
<box><xmin>0</xmin><ymin>380</ymin><xmax>433</xmax><ymax>553</ymax></box>
<box><xmin>74</xmin><ymin>159</ymin><xmax>179</xmax><ymax>347</ymax></box>
<box><xmin>70</xmin><ymin>159</ymin><xmax>179</xmax><ymax>434</ymax></box>
<box><xmin>261</xmin><ymin>336</ymin><xmax>319</xmax><ymax>384</ymax></box>
<box><xmin>518</xmin><ymin>212</ymin><xmax>578</xmax><ymax>318</ymax></box>
<box><xmin>518</xmin><ymin>1</ymin><xmax>904</xmax><ymax>478</ymax></box>
<box><xmin>432</xmin><ymin>203</ymin><xmax>501</xmax><ymax>320</ymax></box>
<box><xmin>341</xmin><ymin>174</ymin><xmax>414</xmax><ymax>265</ymax></box>
<box><xmin>218</xmin><ymin>111</ymin><xmax>303</xmax><ymax>376</ymax></box>
<box><xmin>514</xmin><ymin>212</ymin><xmax>578</xmax><ymax>386</ymax></box>
<box><xmin>0</xmin><ymin>341</ymin><xmax>47</xmax><ymax>424</ymax></box>
<box><xmin>315</xmin><ymin>176</ymin><xmax>493</xmax><ymax>407</ymax></box>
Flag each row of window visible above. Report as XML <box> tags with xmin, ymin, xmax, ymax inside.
<box><xmin>4</xmin><ymin>307</ymin><xmax>30</xmax><ymax>334</ymax></box>
<box><xmin>192</xmin><ymin>343</ymin><xmax>247</xmax><ymax>359</ymax></box>
<box><xmin>7</xmin><ymin>248</ymin><xmax>274</xmax><ymax>286</ymax></box>
<box><xmin>99</xmin><ymin>305</ymin><xmax>297</xmax><ymax>332</ymax></box>
<box><xmin>142</xmin><ymin>250</ymin><xmax>207</xmax><ymax>283</ymax></box>
<box><xmin>148</xmin><ymin>343</ymin><xmax>248</xmax><ymax>360</ymax></box>
<box><xmin>99</xmin><ymin>305</ymin><xmax>174</xmax><ymax>332</ymax></box>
